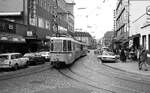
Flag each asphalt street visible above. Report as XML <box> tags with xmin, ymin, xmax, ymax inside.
<box><xmin>0</xmin><ymin>51</ymin><xmax>150</xmax><ymax>93</ymax></box>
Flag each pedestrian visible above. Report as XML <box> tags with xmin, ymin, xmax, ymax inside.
<box><xmin>136</xmin><ymin>48</ymin><xmax>140</xmax><ymax>62</ymax></box>
<box><xmin>120</xmin><ymin>48</ymin><xmax>126</xmax><ymax>62</ymax></box>
<box><xmin>139</xmin><ymin>47</ymin><xmax>148</xmax><ymax>71</ymax></box>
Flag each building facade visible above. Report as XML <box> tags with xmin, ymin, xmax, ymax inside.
<box><xmin>0</xmin><ymin>0</ymin><xmax>75</xmax><ymax>53</ymax></box>
<box><xmin>115</xmin><ymin>0</ymin><xmax>129</xmax><ymax>45</ymax></box>
<box><xmin>73</xmin><ymin>31</ymin><xmax>96</xmax><ymax>49</ymax></box>
<box><xmin>114</xmin><ymin>0</ymin><xmax>150</xmax><ymax>50</ymax></box>
<box><xmin>129</xmin><ymin>0</ymin><xmax>150</xmax><ymax>50</ymax></box>
<box><xmin>103</xmin><ymin>31</ymin><xmax>114</xmax><ymax>48</ymax></box>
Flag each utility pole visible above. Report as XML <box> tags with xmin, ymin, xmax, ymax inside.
<box><xmin>55</xmin><ymin>0</ymin><xmax>59</xmax><ymax>37</ymax></box>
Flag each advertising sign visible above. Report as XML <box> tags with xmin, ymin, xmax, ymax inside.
<box><xmin>0</xmin><ymin>0</ymin><xmax>23</xmax><ymax>12</ymax></box>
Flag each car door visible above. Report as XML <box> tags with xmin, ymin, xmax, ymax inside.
<box><xmin>11</xmin><ymin>54</ymin><xmax>18</xmax><ymax>66</ymax></box>
<box><xmin>17</xmin><ymin>54</ymin><xmax>25</xmax><ymax>66</ymax></box>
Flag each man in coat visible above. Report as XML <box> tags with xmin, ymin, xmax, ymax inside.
<box><xmin>139</xmin><ymin>47</ymin><xmax>148</xmax><ymax>71</ymax></box>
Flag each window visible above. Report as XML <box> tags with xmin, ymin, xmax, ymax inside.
<box><xmin>0</xmin><ymin>55</ymin><xmax>8</xmax><ymax>60</ymax></box>
<box><xmin>68</xmin><ymin>40</ymin><xmax>72</xmax><ymax>51</ymax></box>
<box><xmin>51</xmin><ymin>40</ymin><xmax>62</xmax><ymax>52</ymax></box>
<box><xmin>63</xmin><ymin>40</ymin><xmax>67</xmax><ymax>51</ymax></box>
<box><xmin>142</xmin><ymin>35</ymin><xmax>146</xmax><ymax>48</ymax></box>
<box><xmin>50</xmin><ymin>41</ymin><xmax>53</xmax><ymax>51</ymax></box>
<box><xmin>81</xmin><ymin>45</ymin><xmax>83</xmax><ymax>51</ymax></box>
<box><xmin>11</xmin><ymin>55</ymin><xmax>16</xmax><ymax>59</ymax></box>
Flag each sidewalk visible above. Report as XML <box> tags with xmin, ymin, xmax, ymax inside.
<box><xmin>103</xmin><ymin>60</ymin><xmax>150</xmax><ymax>76</ymax></box>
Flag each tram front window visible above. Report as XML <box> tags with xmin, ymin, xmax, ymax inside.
<box><xmin>51</xmin><ymin>40</ymin><xmax>62</xmax><ymax>52</ymax></box>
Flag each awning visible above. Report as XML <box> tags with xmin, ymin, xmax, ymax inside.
<box><xmin>0</xmin><ymin>32</ymin><xmax>26</xmax><ymax>43</ymax></box>
<box><xmin>130</xmin><ymin>34</ymin><xmax>141</xmax><ymax>39</ymax></box>
<box><xmin>121</xmin><ymin>34</ymin><xmax>140</xmax><ymax>45</ymax></box>
<box><xmin>114</xmin><ymin>34</ymin><xmax>128</xmax><ymax>43</ymax></box>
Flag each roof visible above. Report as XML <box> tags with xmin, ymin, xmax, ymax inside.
<box><xmin>73</xmin><ymin>32</ymin><xmax>92</xmax><ymax>37</ymax></box>
<box><xmin>50</xmin><ymin>37</ymin><xmax>86</xmax><ymax>45</ymax></box>
<box><xmin>0</xmin><ymin>53</ymin><xmax>21</xmax><ymax>56</ymax></box>
<box><xmin>65</xmin><ymin>0</ymin><xmax>75</xmax><ymax>4</ymax></box>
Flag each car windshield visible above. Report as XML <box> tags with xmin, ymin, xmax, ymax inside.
<box><xmin>39</xmin><ymin>52</ymin><xmax>49</xmax><ymax>55</ymax></box>
<box><xmin>50</xmin><ymin>39</ymin><xmax>63</xmax><ymax>52</ymax></box>
<box><xmin>24</xmin><ymin>53</ymin><xmax>35</xmax><ymax>57</ymax></box>
<box><xmin>103</xmin><ymin>51</ymin><xmax>109</xmax><ymax>55</ymax></box>
<box><xmin>0</xmin><ymin>55</ymin><xmax>8</xmax><ymax>61</ymax></box>
<box><xmin>103</xmin><ymin>51</ymin><xmax>114</xmax><ymax>56</ymax></box>
<box><xmin>108</xmin><ymin>52</ymin><xmax>114</xmax><ymax>56</ymax></box>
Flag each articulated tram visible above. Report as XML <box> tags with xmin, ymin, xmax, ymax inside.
<box><xmin>49</xmin><ymin>36</ymin><xmax>88</xmax><ymax>68</ymax></box>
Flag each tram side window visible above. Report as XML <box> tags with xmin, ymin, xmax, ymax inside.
<box><xmin>51</xmin><ymin>42</ymin><xmax>53</xmax><ymax>51</ymax></box>
<box><xmin>73</xmin><ymin>43</ymin><xmax>75</xmax><ymax>50</ymax></box>
<box><xmin>68</xmin><ymin>40</ymin><xmax>72</xmax><ymax>51</ymax></box>
<box><xmin>76</xmin><ymin>43</ymin><xmax>80</xmax><ymax>51</ymax></box>
<box><xmin>81</xmin><ymin>45</ymin><xmax>83</xmax><ymax>51</ymax></box>
<box><xmin>63</xmin><ymin>40</ymin><xmax>67</xmax><ymax>51</ymax></box>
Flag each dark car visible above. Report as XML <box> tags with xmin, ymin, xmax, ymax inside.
<box><xmin>24</xmin><ymin>53</ymin><xmax>45</xmax><ymax>65</ymax></box>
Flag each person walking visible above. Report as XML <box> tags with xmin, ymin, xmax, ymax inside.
<box><xmin>139</xmin><ymin>47</ymin><xmax>148</xmax><ymax>71</ymax></box>
<box><xmin>120</xmin><ymin>48</ymin><xmax>126</xmax><ymax>62</ymax></box>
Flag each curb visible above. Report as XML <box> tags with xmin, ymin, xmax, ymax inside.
<box><xmin>0</xmin><ymin>62</ymin><xmax>52</xmax><ymax>81</ymax></box>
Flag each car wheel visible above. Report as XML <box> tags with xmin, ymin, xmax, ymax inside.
<box><xmin>13</xmin><ymin>64</ymin><xmax>19</xmax><ymax>70</ymax></box>
<box><xmin>24</xmin><ymin>62</ymin><xmax>28</xmax><ymax>68</ymax></box>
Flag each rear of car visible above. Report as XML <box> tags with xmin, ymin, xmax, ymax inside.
<box><xmin>24</xmin><ymin>53</ymin><xmax>45</xmax><ymax>65</ymax></box>
<box><xmin>97</xmin><ymin>51</ymin><xmax>117</xmax><ymax>62</ymax></box>
<box><xmin>0</xmin><ymin>54</ymin><xmax>11</xmax><ymax>68</ymax></box>
<box><xmin>38</xmin><ymin>51</ymin><xmax>50</xmax><ymax>62</ymax></box>
<box><xmin>0</xmin><ymin>53</ymin><xmax>28</xmax><ymax>69</ymax></box>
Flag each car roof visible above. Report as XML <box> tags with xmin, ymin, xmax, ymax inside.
<box><xmin>0</xmin><ymin>53</ymin><xmax>21</xmax><ymax>56</ymax></box>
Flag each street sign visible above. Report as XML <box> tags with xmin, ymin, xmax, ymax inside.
<box><xmin>146</xmin><ymin>6</ymin><xmax>150</xmax><ymax>15</ymax></box>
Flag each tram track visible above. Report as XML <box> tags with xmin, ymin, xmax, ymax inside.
<box><xmin>74</xmin><ymin>56</ymin><xmax>150</xmax><ymax>92</ymax></box>
<box><xmin>82</xmin><ymin>62</ymin><xmax>150</xmax><ymax>85</ymax></box>
<box><xmin>79</xmin><ymin>53</ymin><xmax>150</xmax><ymax>85</ymax></box>
<box><xmin>79</xmin><ymin>63</ymin><xmax>150</xmax><ymax>93</ymax></box>
<box><xmin>0</xmin><ymin>63</ymin><xmax>51</xmax><ymax>81</ymax></box>
<box><xmin>58</xmin><ymin>67</ymin><xmax>140</xmax><ymax>93</ymax></box>
<box><xmin>58</xmin><ymin>69</ymin><xmax>116</xmax><ymax>93</ymax></box>
<box><xmin>56</xmin><ymin>53</ymin><xmax>150</xmax><ymax>93</ymax></box>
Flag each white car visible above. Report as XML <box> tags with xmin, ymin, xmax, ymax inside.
<box><xmin>0</xmin><ymin>53</ymin><xmax>29</xmax><ymax>70</ymax></box>
<box><xmin>38</xmin><ymin>51</ymin><xmax>50</xmax><ymax>62</ymax></box>
<box><xmin>97</xmin><ymin>51</ymin><xmax>117</xmax><ymax>62</ymax></box>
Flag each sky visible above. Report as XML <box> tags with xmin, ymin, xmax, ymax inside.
<box><xmin>74</xmin><ymin>0</ymin><xmax>117</xmax><ymax>39</ymax></box>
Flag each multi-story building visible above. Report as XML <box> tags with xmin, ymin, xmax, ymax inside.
<box><xmin>103</xmin><ymin>31</ymin><xmax>114</xmax><ymax>48</ymax></box>
<box><xmin>115</xmin><ymin>0</ymin><xmax>150</xmax><ymax>49</ymax></box>
<box><xmin>130</xmin><ymin>1</ymin><xmax>150</xmax><ymax>51</ymax></box>
<box><xmin>0</xmin><ymin>0</ymin><xmax>75</xmax><ymax>53</ymax></box>
<box><xmin>115</xmin><ymin>0</ymin><xmax>129</xmax><ymax>48</ymax></box>
<box><xmin>73</xmin><ymin>31</ymin><xmax>95</xmax><ymax>48</ymax></box>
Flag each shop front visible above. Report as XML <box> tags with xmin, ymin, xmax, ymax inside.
<box><xmin>0</xmin><ymin>32</ymin><xmax>27</xmax><ymax>54</ymax></box>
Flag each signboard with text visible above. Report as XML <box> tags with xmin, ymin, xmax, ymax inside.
<box><xmin>146</xmin><ymin>6</ymin><xmax>150</xmax><ymax>15</ymax></box>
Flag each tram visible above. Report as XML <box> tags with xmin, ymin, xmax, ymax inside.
<box><xmin>49</xmin><ymin>36</ymin><xmax>88</xmax><ymax>68</ymax></box>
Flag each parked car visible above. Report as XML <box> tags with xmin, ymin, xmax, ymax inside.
<box><xmin>23</xmin><ymin>53</ymin><xmax>45</xmax><ymax>65</ymax></box>
<box><xmin>0</xmin><ymin>53</ymin><xmax>29</xmax><ymax>70</ymax></box>
<box><xmin>38</xmin><ymin>51</ymin><xmax>50</xmax><ymax>62</ymax></box>
<box><xmin>94</xmin><ymin>48</ymin><xmax>102</xmax><ymax>55</ymax></box>
<box><xmin>97</xmin><ymin>50</ymin><xmax>118</xmax><ymax>62</ymax></box>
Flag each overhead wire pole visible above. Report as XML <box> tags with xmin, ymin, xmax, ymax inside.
<box><xmin>55</xmin><ymin>0</ymin><xmax>59</xmax><ymax>37</ymax></box>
